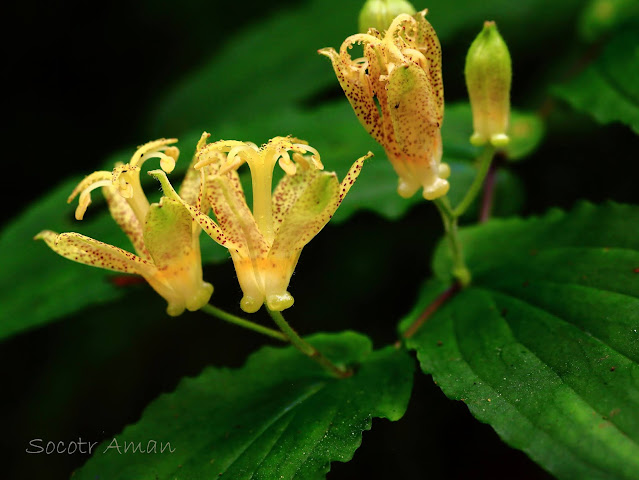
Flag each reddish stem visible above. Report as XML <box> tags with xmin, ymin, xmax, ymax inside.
<box><xmin>479</xmin><ymin>160</ymin><xmax>498</xmax><ymax>223</ymax></box>
<box><xmin>403</xmin><ymin>282</ymin><xmax>461</xmax><ymax>339</ymax></box>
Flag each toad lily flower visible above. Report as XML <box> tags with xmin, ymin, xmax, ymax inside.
<box><xmin>319</xmin><ymin>9</ymin><xmax>450</xmax><ymax>200</ymax></box>
<box><xmin>151</xmin><ymin>136</ymin><xmax>371</xmax><ymax>314</ymax></box>
<box><xmin>35</xmin><ymin>137</ymin><xmax>213</xmax><ymax>316</ymax></box>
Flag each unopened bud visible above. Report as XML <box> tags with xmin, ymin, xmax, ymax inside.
<box><xmin>465</xmin><ymin>21</ymin><xmax>512</xmax><ymax>147</ymax></box>
<box><xmin>358</xmin><ymin>0</ymin><xmax>416</xmax><ymax>33</ymax></box>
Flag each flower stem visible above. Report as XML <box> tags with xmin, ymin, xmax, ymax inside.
<box><xmin>267</xmin><ymin>308</ymin><xmax>352</xmax><ymax>379</ymax></box>
<box><xmin>402</xmin><ymin>282</ymin><xmax>461</xmax><ymax>339</ymax></box>
<box><xmin>434</xmin><ymin>197</ymin><xmax>471</xmax><ymax>287</ymax></box>
<box><xmin>200</xmin><ymin>304</ymin><xmax>288</xmax><ymax>342</ymax></box>
<box><xmin>479</xmin><ymin>157</ymin><xmax>499</xmax><ymax>222</ymax></box>
<box><xmin>453</xmin><ymin>145</ymin><xmax>496</xmax><ymax>218</ymax></box>
<box><xmin>431</xmin><ymin>145</ymin><xmax>497</xmax><ymax>287</ymax></box>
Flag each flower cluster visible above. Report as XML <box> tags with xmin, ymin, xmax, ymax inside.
<box><xmin>37</xmin><ymin>134</ymin><xmax>369</xmax><ymax>315</ymax></box>
<box><xmin>320</xmin><ymin>9</ymin><xmax>449</xmax><ymax>200</ymax></box>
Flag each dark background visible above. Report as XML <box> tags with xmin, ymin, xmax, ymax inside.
<box><xmin>3</xmin><ymin>1</ymin><xmax>637</xmax><ymax>479</ymax></box>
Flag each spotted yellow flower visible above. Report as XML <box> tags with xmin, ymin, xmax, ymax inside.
<box><xmin>151</xmin><ymin>135</ymin><xmax>371</xmax><ymax>313</ymax></box>
<box><xmin>319</xmin><ymin>9</ymin><xmax>449</xmax><ymax>200</ymax></box>
<box><xmin>35</xmin><ymin>137</ymin><xmax>213</xmax><ymax>316</ymax></box>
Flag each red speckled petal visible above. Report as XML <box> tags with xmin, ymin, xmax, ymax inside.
<box><xmin>102</xmin><ymin>185</ymin><xmax>150</xmax><ymax>260</ymax></box>
<box><xmin>35</xmin><ymin>230</ymin><xmax>154</xmax><ymax>275</ymax></box>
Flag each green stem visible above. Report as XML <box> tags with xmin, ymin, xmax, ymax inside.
<box><xmin>430</xmin><ymin>145</ymin><xmax>497</xmax><ymax>287</ymax></box>
<box><xmin>452</xmin><ymin>145</ymin><xmax>496</xmax><ymax>218</ymax></box>
<box><xmin>267</xmin><ymin>308</ymin><xmax>352</xmax><ymax>378</ymax></box>
<box><xmin>200</xmin><ymin>304</ymin><xmax>288</xmax><ymax>342</ymax></box>
<box><xmin>434</xmin><ymin>197</ymin><xmax>471</xmax><ymax>287</ymax></box>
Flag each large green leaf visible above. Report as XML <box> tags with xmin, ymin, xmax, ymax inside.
<box><xmin>554</xmin><ymin>28</ymin><xmax>639</xmax><ymax>133</ymax></box>
<box><xmin>400</xmin><ymin>202</ymin><xmax>639</xmax><ymax>480</ymax></box>
<box><xmin>73</xmin><ymin>331</ymin><xmax>413</xmax><ymax>480</ymax></box>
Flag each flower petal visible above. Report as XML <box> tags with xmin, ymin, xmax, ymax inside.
<box><xmin>414</xmin><ymin>10</ymin><xmax>443</xmax><ymax>120</ymax></box>
<box><xmin>208</xmin><ymin>172</ymin><xmax>268</xmax><ymax>258</ymax></box>
<box><xmin>148</xmin><ymin>169</ymin><xmax>244</xmax><ymax>252</ymax></box>
<box><xmin>34</xmin><ymin>230</ymin><xmax>154</xmax><ymax>274</ymax></box>
<box><xmin>179</xmin><ymin>132</ymin><xmax>210</xmax><ymax>209</ymax></box>
<box><xmin>319</xmin><ymin>41</ymin><xmax>384</xmax><ymax>143</ymax></box>
<box><xmin>387</xmin><ymin>61</ymin><xmax>439</xmax><ymax>155</ymax></box>
<box><xmin>269</xmin><ymin>153</ymin><xmax>370</xmax><ymax>256</ymax></box>
<box><xmin>102</xmin><ymin>185</ymin><xmax>150</xmax><ymax>260</ymax></box>
<box><xmin>143</xmin><ymin>197</ymin><xmax>194</xmax><ymax>270</ymax></box>
<box><xmin>142</xmin><ymin>197</ymin><xmax>213</xmax><ymax>316</ymax></box>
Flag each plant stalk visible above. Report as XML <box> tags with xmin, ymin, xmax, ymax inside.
<box><xmin>267</xmin><ymin>308</ymin><xmax>352</xmax><ymax>378</ymax></box>
<box><xmin>403</xmin><ymin>282</ymin><xmax>461</xmax><ymax>339</ymax></box>
<box><xmin>434</xmin><ymin>197</ymin><xmax>471</xmax><ymax>287</ymax></box>
<box><xmin>200</xmin><ymin>304</ymin><xmax>288</xmax><ymax>342</ymax></box>
<box><xmin>453</xmin><ymin>145</ymin><xmax>496</xmax><ymax>218</ymax></box>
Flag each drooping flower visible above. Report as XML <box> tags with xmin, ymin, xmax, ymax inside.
<box><xmin>151</xmin><ymin>136</ymin><xmax>371</xmax><ymax>313</ymax></box>
<box><xmin>319</xmin><ymin>9</ymin><xmax>450</xmax><ymax>200</ymax></box>
<box><xmin>35</xmin><ymin>136</ymin><xmax>213</xmax><ymax>316</ymax></box>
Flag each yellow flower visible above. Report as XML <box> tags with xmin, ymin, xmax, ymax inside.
<box><xmin>35</xmin><ymin>136</ymin><xmax>213</xmax><ymax>316</ymax></box>
<box><xmin>151</xmin><ymin>135</ymin><xmax>371</xmax><ymax>313</ymax></box>
<box><xmin>319</xmin><ymin>9</ymin><xmax>450</xmax><ymax>200</ymax></box>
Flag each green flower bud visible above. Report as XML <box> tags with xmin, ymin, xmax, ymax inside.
<box><xmin>358</xmin><ymin>0</ymin><xmax>416</xmax><ymax>33</ymax></box>
<box><xmin>465</xmin><ymin>21</ymin><xmax>512</xmax><ymax>147</ymax></box>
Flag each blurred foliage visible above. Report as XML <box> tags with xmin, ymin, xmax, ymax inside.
<box><xmin>578</xmin><ymin>0</ymin><xmax>639</xmax><ymax>42</ymax></box>
<box><xmin>554</xmin><ymin>28</ymin><xmax>639</xmax><ymax>133</ymax></box>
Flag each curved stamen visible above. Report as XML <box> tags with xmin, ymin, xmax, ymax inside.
<box><xmin>68</xmin><ymin>171</ymin><xmax>112</xmax><ymax>204</ymax></box>
<box><xmin>403</xmin><ymin>48</ymin><xmax>428</xmax><ymax>69</ymax></box>
<box><xmin>292</xmin><ymin>143</ymin><xmax>323</xmax><ymax>170</ymax></box>
<box><xmin>129</xmin><ymin>138</ymin><xmax>178</xmax><ymax>168</ymax></box>
<box><xmin>74</xmin><ymin>179</ymin><xmax>113</xmax><ymax>220</ymax></box>
<box><xmin>339</xmin><ymin>33</ymin><xmax>383</xmax><ymax>61</ymax></box>
<box><xmin>67</xmin><ymin>171</ymin><xmax>113</xmax><ymax>220</ymax></box>
<box><xmin>194</xmin><ymin>141</ymin><xmax>256</xmax><ymax>169</ymax></box>
<box><xmin>221</xmin><ymin>144</ymin><xmax>260</xmax><ymax>175</ymax></box>
<box><xmin>139</xmin><ymin>150</ymin><xmax>178</xmax><ymax>174</ymax></box>
<box><xmin>277</xmin><ymin>151</ymin><xmax>297</xmax><ymax>176</ymax></box>
<box><xmin>112</xmin><ymin>164</ymin><xmax>141</xmax><ymax>199</ymax></box>
<box><xmin>386</xmin><ymin>14</ymin><xmax>416</xmax><ymax>43</ymax></box>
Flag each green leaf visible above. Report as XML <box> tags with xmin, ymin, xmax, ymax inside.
<box><xmin>73</xmin><ymin>331</ymin><xmax>413</xmax><ymax>480</ymax></box>
<box><xmin>554</xmin><ymin>28</ymin><xmax>639</xmax><ymax>133</ymax></box>
<box><xmin>401</xmin><ymin>202</ymin><xmax>639</xmax><ymax>480</ymax></box>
